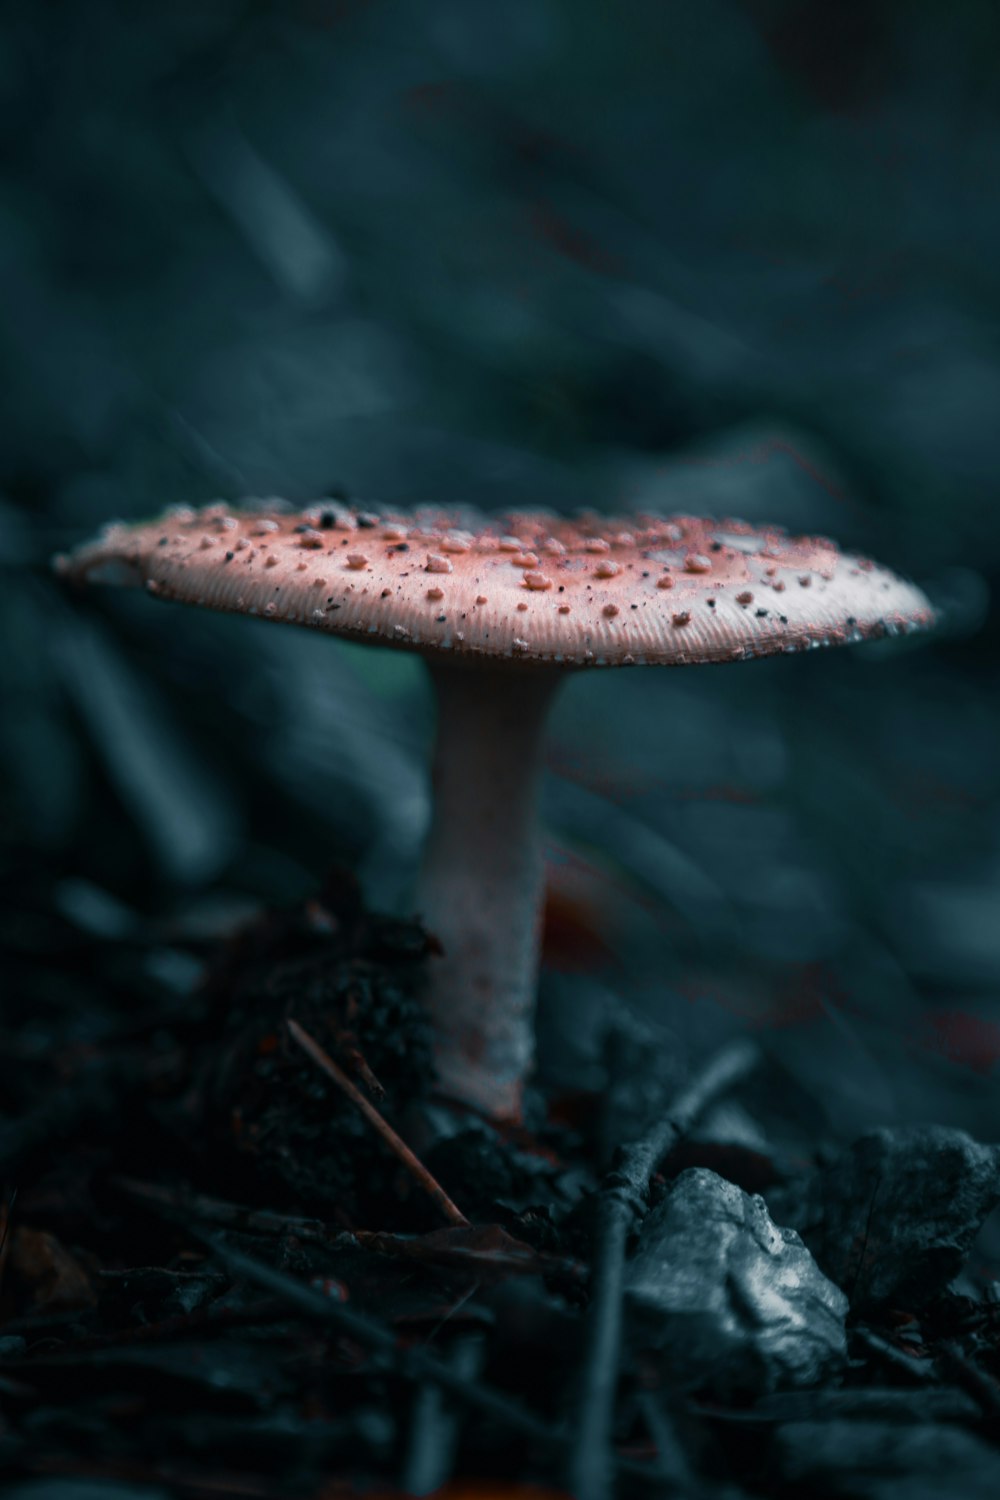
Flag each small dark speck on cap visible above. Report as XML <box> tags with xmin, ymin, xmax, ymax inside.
<box><xmin>224</xmin><ymin>551</ymin><xmax>234</xmax><ymax>562</ymax></box>
<box><xmin>755</xmin><ymin>608</ymin><xmax>768</xmax><ymax>617</ymax></box>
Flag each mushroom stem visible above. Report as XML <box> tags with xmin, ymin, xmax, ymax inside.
<box><xmin>416</xmin><ymin>660</ymin><xmax>561</xmax><ymax>1121</ymax></box>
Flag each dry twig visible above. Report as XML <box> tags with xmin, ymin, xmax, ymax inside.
<box><xmin>566</xmin><ymin>1037</ymin><xmax>761</xmax><ymax>1500</ymax></box>
<box><xmin>201</xmin><ymin>1231</ymin><xmax>555</xmax><ymax>1445</ymax></box>
<box><xmin>287</xmin><ymin>1017</ymin><xmax>469</xmax><ymax>1228</ymax></box>
<box><xmin>852</xmin><ymin>1326</ymin><xmax>936</xmax><ymax>1383</ymax></box>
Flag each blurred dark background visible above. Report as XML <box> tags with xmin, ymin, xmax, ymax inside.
<box><xmin>1</xmin><ymin>1</ymin><xmax>997</xmax><ymax>1180</ymax></box>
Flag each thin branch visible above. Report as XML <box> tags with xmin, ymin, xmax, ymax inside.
<box><xmin>286</xmin><ymin>1018</ymin><xmax>469</xmax><ymax>1228</ymax></box>
<box><xmin>114</xmin><ymin>1175</ymin><xmax>345</xmax><ymax>1242</ymax></box>
<box><xmin>852</xmin><ymin>1326</ymin><xmax>935</xmax><ymax>1384</ymax></box>
<box><xmin>565</xmin><ymin>1037</ymin><xmax>761</xmax><ymax>1500</ymax></box>
<box><xmin>325</xmin><ymin>982</ymin><xmax>387</xmax><ymax>1098</ymax></box>
<box><xmin>400</xmin><ymin>1332</ymin><xmax>484</xmax><ymax>1494</ymax></box>
<box><xmin>199</xmin><ymin>1231</ymin><xmax>555</xmax><ymax>1445</ymax></box>
<box><xmin>329</xmin><ymin>1026</ymin><xmax>386</xmax><ymax>1100</ymax></box>
<box><xmin>937</xmin><ymin>1341</ymin><xmax>1000</xmax><ymax>1424</ymax></box>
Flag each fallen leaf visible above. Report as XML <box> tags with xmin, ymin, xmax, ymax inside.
<box><xmin>9</xmin><ymin>1225</ymin><xmax>96</xmax><ymax>1309</ymax></box>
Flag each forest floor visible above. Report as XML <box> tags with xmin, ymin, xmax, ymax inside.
<box><xmin>2</xmin><ymin>869</ymin><xmax>999</xmax><ymax>1500</ymax></box>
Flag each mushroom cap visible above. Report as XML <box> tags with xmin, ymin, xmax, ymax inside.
<box><xmin>55</xmin><ymin>502</ymin><xmax>935</xmax><ymax>667</ymax></box>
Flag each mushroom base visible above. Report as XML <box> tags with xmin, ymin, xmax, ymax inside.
<box><xmin>415</xmin><ymin>660</ymin><xmax>560</xmax><ymax>1121</ymax></box>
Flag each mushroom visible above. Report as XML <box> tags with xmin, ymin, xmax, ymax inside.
<box><xmin>55</xmin><ymin>505</ymin><xmax>935</xmax><ymax>1120</ymax></box>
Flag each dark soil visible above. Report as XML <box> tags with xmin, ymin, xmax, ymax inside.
<box><xmin>1</xmin><ymin>869</ymin><xmax>999</xmax><ymax>1500</ymax></box>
